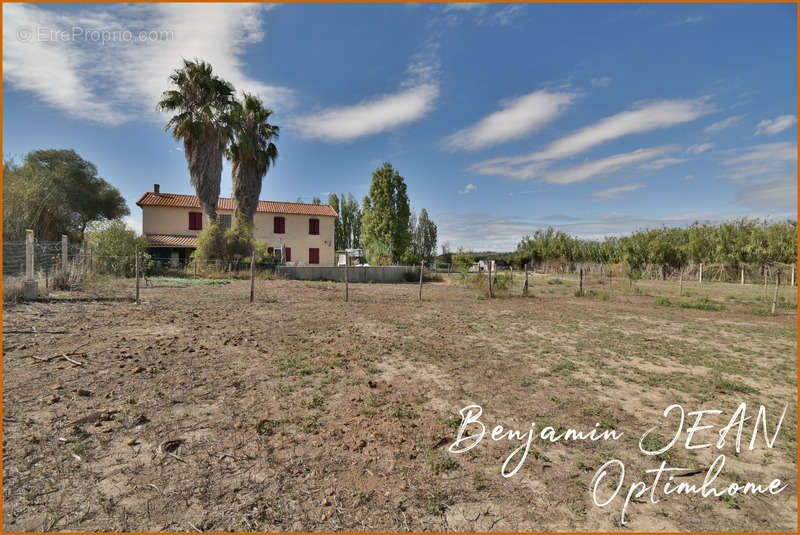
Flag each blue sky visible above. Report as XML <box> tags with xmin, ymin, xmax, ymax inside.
<box><xmin>3</xmin><ymin>3</ymin><xmax>797</xmax><ymax>251</ymax></box>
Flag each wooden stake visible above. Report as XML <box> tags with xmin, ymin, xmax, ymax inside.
<box><xmin>419</xmin><ymin>260</ymin><xmax>424</xmax><ymax>301</ymax></box>
<box><xmin>771</xmin><ymin>270</ymin><xmax>780</xmax><ymax>315</ymax></box>
<box><xmin>488</xmin><ymin>261</ymin><xmax>493</xmax><ymax>298</ymax></box>
<box><xmin>135</xmin><ymin>244</ymin><xmax>140</xmax><ymax>304</ymax></box>
<box><xmin>344</xmin><ymin>252</ymin><xmax>349</xmax><ymax>302</ymax></box>
<box><xmin>792</xmin><ymin>264</ymin><xmax>796</xmax><ymax>287</ymax></box>
<box><xmin>679</xmin><ymin>270</ymin><xmax>683</xmax><ymax>295</ymax></box>
<box><xmin>579</xmin><ymin>267</ymin><xmax>583</xmax><ymax>296</ymax></box>
<box><xmin>698</xmin><ymin>263</ymin><xmax>703</xmax><ymax>285</ymax></box>
<box><xmin>249</xmin><ymin>249</ymin><xmax>256</xmax><ymax>303</ymax></box>
<box><xmin>523</xmin><ymin>263</ymin><xmax>529</xmax><ymax>296</ymax></box>
<box><xmin>194</xmin><ymin>259</ymin><xmax>198</xmax><ymax>279</ymax></box>
<box><xmin>741</xmin><ymin>266</ymin><xmax>745</xmax><ymax>285</ymax></box>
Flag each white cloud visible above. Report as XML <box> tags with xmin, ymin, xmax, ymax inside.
<box><xmin>755</xmin><ymin>114</ymin><xmax>797</xmax><ymax>136</ymax></box>
<box><xmin>592</xmin><ymin>183</ymin><xmax>645</xmax><ymax>201</ymax></box>
<box><xmin>590</xmin><ymin>76</ymin><xmax>612</xmax><ymax>87</ymax></box>
<box><xmin>470</xmin><ymin>98</ymin><xmax>708</xmax><ymax>180</ymax></box>
<box><xmin>736</xmin><ymin>176</ymin><xmax>797</xmax><ymax>210</ymax></box>
<box><xmin>3</xmin><ymin>3</ymin><xmax>292</xmax><ymax>125</ymax></box>
<box><xmin>459</xmin><ymin>183</ymin><xmax>477</xmax><ymax>195</ymax></box>
<box><xmin>677</xmin><ymin>15</ymin><xmax>704</xmax><ymax>25</ymax></box>
<box><xmin>686</xmin><ymin>142</ymin><xmax>714</xmax><ymax>155</ymax></box>
<box><xmin>293</xmin><ymin>83</ymin><xmax>438</xmax><ymax>142</ymax></box>
<box><xmin>638</xmin><ymin>157</ymin><xmax>688</xmax><ymax>171</ymax></box>
<box><xmin>443</xmin><ymin>3</ymin><xmax>483</xmax><ymax>11</ymax></box>
<box><xmin>704</xmin><ymin>115</ymin><xmax>741</xmax><ymax>133</ymax></box>
<box><xmin>444</xmin><ymin>90</ymin><xmax>576</xmax><ymax>151</ymax></box>
<box><xmin>494</xmin><ymin>5</ymin><xmax>524</xmax><ymax>26</ymax></box>
<box><xmin>542</xmin><ymin>147</ymin><xmax>671</xmax><ymax>185</ymax></box>
<box><xmin>721</xmin><ymin>142</ymin><xmax>797</xmax><ymax>181</ymax></box>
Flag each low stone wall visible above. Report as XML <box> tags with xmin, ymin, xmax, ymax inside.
<box><xmin>276</xmin><ymin>265</ymin><xmax>412</xmax><ymax>283</ymax></box>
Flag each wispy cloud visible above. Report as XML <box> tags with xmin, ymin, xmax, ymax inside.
<box><xmin>704</xmin><ymin>115</ymin><xmax>741</xmax><ymax>133</ymax></box>
<box><xmin>736</xmin><ymin>176</ymin><xmax>797</xmax><ymax>210</ymax></box>
<box><xmin>459</xmin><ymin>183</ymin><xmax>477</xmax><ymax>195</ymax></box>
<box><xmin>442</xmin><ymin>3</ymin><xmax>525</xmax><ymax>27</ymax></box>
<box><xmin>686</xmin><ymin>142</ymin><xmax>714</xmax><ymax>155</ymax></box>
<box><xmin>721</xmin><ymin>141</ymin><xmax>796</xmax><ymax>182</ymax></box>
<box><xmin>754</xmin><ymin>114</ymin><xmax>796</xmax><ymax>136</ymax></box>
<box><xmin>590</xmin><ymin>76</ymin><xmax>612</xmax><ymax>87</ymax></box>
<box><xmin>592</xmin><ymin>183</ymin><xmax>645</xmax><ymax>201</ymax></box>
<box><xmin>3</xmin><ymin>3</ymin><xmax>291</xmax><ymax>125</ymax></box>
<box><xmin>293</xmin><ymin>45</ymin><xmax>439</xmax><ymax>143</ymax></box>
<box><xmin>444</xmin><ymin>90</ymin><xmax>576</xmax><ymax>151</ymax></box>
<box><xmin>669</xmin><ymin>15</ymin><xmax>704</xmax><ymax>26</ymax></box>
<box><xmin>638</xmin><ymin>156</ymin><xmax>688</xmax><ymax>170</ymax></box>
<box><xmin>470</xmin><ymin>98</ymin><xmax>709</xmax><ymax>180</ymax></box>
<box><xmin>540</xmin><ymin>147</ymin><xmax>671</xmax><ymax>184</ymax></box>
<box><xmin>293</xmin><ymin>83</ymin><xmax>438</xmax><ymax>142</ymax></box>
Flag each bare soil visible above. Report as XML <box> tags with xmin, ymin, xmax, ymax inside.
<box><xmin>2</xmin><ymin>274</ymin><xmax>796</xmax><ymax>531</ymax></box>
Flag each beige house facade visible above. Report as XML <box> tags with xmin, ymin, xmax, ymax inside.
<box><xmin>137</xmin><ymin>184</ymin><xmax>337</xmax><ymax>265</ymax></box>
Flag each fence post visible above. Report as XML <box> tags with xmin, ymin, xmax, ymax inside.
<box><xmin>135</xmin><ymin>244</ymin><xmax>140</xmax><ymax>304</ymax></box>
<box><xmin>792</xmin><ymin>264</ymin><xmax>796</xmax><ymax>287</ymax></box>
<box><xmin>523</xmin><ymin>263</ymin><xmax>529</xmax><ymax>296</ymax></box>
<box><xmin>61</xmin><ymin>234</ymin><xmax>68</xmax><ymax>273</ymax></box>
<box><xmin>764</xmin><ymin>266</ymin><xmax>768</xmax><ymax>300</ymax></box>
<box><xmin>345</xmin><ymin>252</ymin><xmax>349</xmax><ymax>302</ymax></box>
<box><xmin>249</xmin><ymin>249</ymin><xmax>256</xmax><ymax>303</ymax></box>
<box><xmin>741</xmin><ymin>266</ymin><xmax>745</xmax><ymax>285</ymax></box>
<box><xmin>579</xmin><ymin>267</ymin><xmax>584</xmax><ymax>296</ymax></box>
<box><xmin>194</xmin><ymin>259</ymin><xmax>198</xmax><ymax>279</ymax></box>
<box><xmin>698</xmin><ymin>262</ymin><xmax>703</xmax><ymax>285</ymax></box>
<box><xmin>418</xmin><ymin>261</ymin><xmax>424</xmax><ymax>301</ymax></box>
<box><xmin>679</xmin><ymin>270</ymin><xmax>683</xmax><ymax>295</ymax></box>
<box><xmin>771</xmin><ymin>270</ymin><xmax>781</xmax><ymax>315</ymax></box>
<box><xmin>23</xmin><ymin>229</ymin><xmax>38</xmax><ymax>299</ymax></box>
<box><xmin>488</xmin><ymin>260</ymin><xmax>493</xmax><ymax>298</ymax></box>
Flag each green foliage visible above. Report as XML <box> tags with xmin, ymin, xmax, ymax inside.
<box><xmin>677</xmin><ymin>298</ymin><xmax>726</xmax><ymax>311</ymax></box>
<box><xmin>452</xmin><ymin>249</ymin><xmax>474</xmax><ymax>273</ymax></box>
<box><xmin>3</xmin><ymin>149</ymin><xmax>129</xmax><ymax>241</ymax></box>
<box><xmin>506</xmin><ymin>219</ymin><xmax>796</xmax><ymax>269</ymax></box>
<box><xmin>329</xmin><ymin>193</ymin><xmax>362</xmax><ymax>250</ymax></box>
<box><xmin>405</xmin><ymin>208</ymin><xmax>438</xmax><ymax>264</ymax></box>
<box><xmin>86</xmin><ymin>219</ymin><xmax>151</xmax><ymax>276</ymax></box>
<box><xmin>655</xmin><ymin>297</ymin><xmax>672</xmax><ymax>306</ymax></box>
<box><xmin>193</xmin><ymin>219</ymin><xmax>227</xmax><ymax>261</ymax></box>
<box><xmin>361</xmin><ymin>162</ymin><xmax>411</xmax><ymax>264</ymax></box>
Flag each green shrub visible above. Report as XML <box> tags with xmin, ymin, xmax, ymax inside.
<box><xmin>655</xmin><ymin>297</ymin><xmax>672</xmax><ymax>306</ymax></box>
<box><xmin>677</xmin><ymin>298</ymin><xmax>725</xmax><ymax>311</ymax></box>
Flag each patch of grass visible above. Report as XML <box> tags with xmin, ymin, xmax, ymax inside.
<box><xmin>711</xmin><ymin>370</ymin><xmax>758</xmax><ymax>395</ymax></box>
<box><xmin>305</xmin><ymin>392</ymin><xmax>325</xmax><ymax>409</ymax></box>
<box><xmin>677</xmin><ymin>298</ymin><xmax>725</xmax><ymax>311</ymax></box>
<box><xmin>69</xmin><ymin>439</ymin><xmax>87</xmax><ymax>455</ymax></box>
<box><xmin>256</xmin><ymin>418</ymin><xmax>281</xmax><ymax>435</ymax></box>
<box><xmin>520</xmin><ymin>375</ymin><xmax>532</xmax><ymax>387</ymax></box>
<box><xmin>428</xmin><ymin>454</ymin><xmax>459</xmax><ymax>475</ymax></box>
<box><xmin>389</xmin><ymin>406</ymin><xmax>418</xmax><ymax>419</ymax></box>
<box><xmin>655</xmin><ymin>297</ymin><xmax>672</xmax><ymax>306</ymax></box>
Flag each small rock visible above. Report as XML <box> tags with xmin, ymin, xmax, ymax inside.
<box><xmin>127</xmin><ymin>438</ymin><xmax>138</xmax><ymax>446</ymax></box>
<box><xmin>133</xmin><ymin>366</ymin><xmax>145</xmax><ymax>373</ymax></box>
<box><xmin>322</xmin><ymin>498</ymin><xmax>331</xmax><ymax>506</ymax></box>
<box><xmin>76</xmin><ymin>389</ymin><xmax>92</xmax><ymax>397</ymax></box>
<box><xmin>51</xmin><ymin>384</ymin><xmax>63</xmax><ymax>391</ymax></box>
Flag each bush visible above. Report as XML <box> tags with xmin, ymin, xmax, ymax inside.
<box><xmin>655</xmin><ymin>297</ymin><xmax>672</xmax><ymax>306</ymax></box>
<box><xmin>86</xmin><ymin>218</ymin><xmax>151</xmax><ymax>276</ymax></box>
<box><xmin>452</xmin><ymin>249</ymin><xmax>474</xmax><ymax>273</ymax></box>
<box><xmin>677</xmin><ymin>298</ymin><xmax>726</xmax><ymax>311</ymax></box>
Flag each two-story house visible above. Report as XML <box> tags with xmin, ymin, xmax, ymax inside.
<box><xmin>136</xmin><ymin>184</ymin><xmax>338</xmax><ymax>265</ymax></box>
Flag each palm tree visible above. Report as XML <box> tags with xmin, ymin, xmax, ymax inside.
<box><xmin>227</xmin><ymin>93</ymin><xmax>279</xmax><ymax>226</ymax></box>
<box><xmin>156</xmin><ymin>59</ymin><xmax>234</xmax><ymax>221</ymax></box>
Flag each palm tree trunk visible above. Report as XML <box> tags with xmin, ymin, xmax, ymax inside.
<box><xmin>185</xmin><ymin>134</ymin><xmax>223</xmax><ymax>220</ymax></box>
<box><xmin>231</xmin><ymin>161</ymin><xmax>262</xmax><ymax>224</ymax></box>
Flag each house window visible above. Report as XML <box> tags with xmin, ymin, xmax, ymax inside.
<box><xmin>309</xmin><ymin>248</ymin><xmax>320</xmax><ymax>264</ymax></box>
<box><xmin>267</xmin><ymin>247</ymin><xmax>274</xmax><ymax>254</ymax></box>
<box><xmin>219</xmin><ymin>214</ymin><xmax>232</xmax><ymax>229</ymax></box>
<box><xmin>189</xmin><ymin>212</ymin><xmax>203</xmax><ymax>231</ymax></box>
<box><xmin>274</xmin><ymin>216</ymin><xmax>285</xmax><ymax>234</ymax></box>
<box><xmin>285</xmin><ymin>247</ymin><xmax>292</xmax><ymax>262</ymax></box>
<box><xmin>309</xmin><ymin>218</ymin><xmax>320</xmax><ymax>235</ymax></box>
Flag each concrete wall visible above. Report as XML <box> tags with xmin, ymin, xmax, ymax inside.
<box><xmin>141</xmin><ymin>205</ymin><xmax>336</xmax><ymax>265</ymax></box>
<box><xmin>277</xmin><ymin>265</ymin><xmax>414</xmax><ymax>283</ymax></box>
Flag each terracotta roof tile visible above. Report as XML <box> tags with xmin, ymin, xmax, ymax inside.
<box><xmin>136</xmin><ymin>192</ymin><xmax>338</xmax><ymax>217</ymax></box>
<box><xmin>145</xmin><ymin>234</ymin><xmax>198</xmax><ymax>248</ymax></box>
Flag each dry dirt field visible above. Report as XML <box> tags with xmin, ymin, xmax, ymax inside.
<box><xmin>2</xmin><ymin>273</ymin><xmax>797</xmax><ymax>531</ymax></box>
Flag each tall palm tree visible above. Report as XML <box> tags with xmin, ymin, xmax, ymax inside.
<box><xmin>156</xmin><ymin>59</ymin><xmax>234</xmax><ymax>221</ymax></box>
<box><xmin>227</xmin><ymin>93</ymin><xmax>279</xmax><ymax>225</ymax></box>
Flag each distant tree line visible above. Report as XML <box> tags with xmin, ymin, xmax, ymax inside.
<box><xmin>495</xmin><ymin>219</ymin><xmax>797</xmax><ymax>271</ymax></box>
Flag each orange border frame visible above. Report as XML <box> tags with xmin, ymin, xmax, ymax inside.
<box><xmin>0</xmin><ymin>2</ymin><xmax>797</xmax><ymax>535</ymax></box>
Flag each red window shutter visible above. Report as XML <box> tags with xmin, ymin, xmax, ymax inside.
<box><xmin>274</xmin><ymin>216</ymin><xmax>285</xmax><ymax>234</ymax></box>
<box><xmin>189</xmin><ymin>212</ymin><xmax>202</xmax><ymax>230</ymax></box>
<box><xmin>285</xmin><ymin>247</ymin><xmax>291</xmax><ymax>261</ymax></box>
<box><xmin>309</xmin><ymin>248</ymin><xmax>319</xmax><ymax>264</ymax></box>
<box><xmin>267</xmin><ymin>247</ymin><xmax>274</xmax><ymax>254</ymax></box>
<box><xmin>309</xmin><ymin>218</ymin><xmax>319</xmax><ymax>235</ymax></box>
